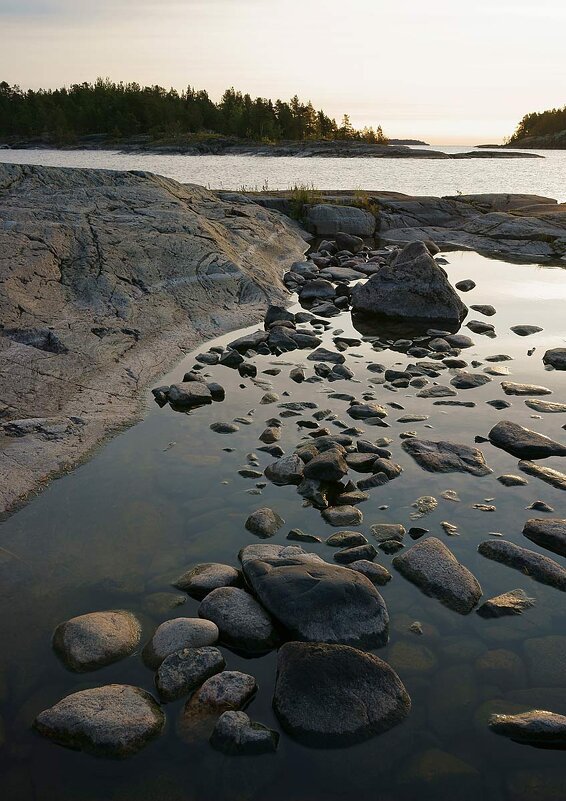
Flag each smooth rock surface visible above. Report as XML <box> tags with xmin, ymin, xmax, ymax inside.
<box><xmin>156</xmin><ymin>646</ymin><xmax>226</xmax><ymax>701</ymax></box>
<box><xmin>489</xmin><ymin>710</ymin><xmax>566</xmax><ymax>748</ymax></box>
<box><xmin>478</xmin><ymin>540</ymin><xmax>566</xmax><ymax>591</ymax></box>
<box><xmin>488</xmin><ymin>421</ymin><xmax>566</xmax><ymax>460</ymax></box>
<box><xmin>401</xmin><ymin>438</ymin><xmax>492</xmax><ymax>476</ymax></box>
<box><xmin>174</xmin><ymin>563</ymin><xmax>241</xmax><ymax>599</ymax></box>
<box><xmin>143</xmin><ymin>618</ymin><xmax>219</xmax><ymax>667</ymax></box>
<box><xmin>210</xmin><ymin>711</ymin><xmax>279</xmax><ymax>755</ymax></box>
<box><xmin>199</xmin><ymin>587</ymin><xmax>278</xmax><ymax>653</ymax></box>
<box><xmin>52</xmin><ymin>610</ymin><xmax>141</xmax><ymax>672</ymax></box>
<box><xmin>523</xmin><ymin>518</ymin><xmax>566</xmax><ymax>557</ymax></box>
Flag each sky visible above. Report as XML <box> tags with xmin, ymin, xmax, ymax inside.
<box><xmin>1</xmin><ymin>0</ymin><xmax>565</xmax><ymax>144</ymax></box>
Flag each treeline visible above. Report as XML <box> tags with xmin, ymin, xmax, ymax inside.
<box><xmin>0</xmin><ymin>78</ymin><xmax>388</xmax><ymax>144</ymax></box>
<box><xmin>509</xmin><ymin>105</ymin><xmax>566</xmax><ymax>142</ymax></box>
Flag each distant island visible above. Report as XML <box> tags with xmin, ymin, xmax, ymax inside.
<box><xmin>478</xmin><ymin>104</ymin><xmax>566</xmax><ymax>149</ymax></box>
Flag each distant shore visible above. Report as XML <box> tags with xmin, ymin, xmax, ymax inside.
<box><xmin>0</xmin><ymin>136</ymin><xmax>543</xmax><ymax>159</ymax></box>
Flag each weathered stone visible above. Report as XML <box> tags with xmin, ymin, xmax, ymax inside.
<box><xmin>245</xmin><ymin>507</ymin><xmax>284</xmax><ymax>537</ymax></box>
<box><xmin>510</xmin><ymin>325</ymin><xmax>543</xmax><ymax>336</ymax></box>
<box><xmin>333</xmin><ymin>543</ymin><xmax>378</xmax><ymax>564</ymax></box>
<box><xmin>502</xmin><ymin>382</ymin><xmax>552</xmax><ymax>396</ymax></box>
<box><xmin>371</xmin><ymin>523</ymin><xmax>406</xmax><ymax>543</ymax></box>
<box><xmin>52</xmin><ymin>610</ymin><xmax>141</xmax><ymax>672</ymax></box>
<box><xmin>240</xmin><ymin>547</ymin><xmax>388</xmax><ymax>647</ymax></box>
<box><xmin>306</xmin><ymin>205</ymin><xmax>376</xmax><ymax>237</ymax></box>
<box><xmin>181</xmin><ymin>671</ymin><xmax>258</xmax><ymax>738</ymax></box>
<box><xmin>450</xmin><ymin>372</ymin><xmax>491</xmax><ymax>389</ymax></box>
<box><xmin>303</xmin><ymin>451</ymin><xmax>348</xmax><ymax>482</ymax></box>
<box><xmin>525</xmin><ymin>399</ymin><xmax>566</xmax><ymax>413</ymax></box>
<box><xmin>393</xmin><ymin>537</ymin><xmax>482</xmax><ymax>613</ymax></box>
<box><xmin>489</xmin><ymin>421</ymin><xmax>566</xmax><ymax>459</ymax></box>
<box><xmin>351</xmin><ymin>242</ymin><xmax>467</xmax><ymax>322</ymax></box>
<box><xmin>518</xmin><ymin>460</ymin><xmax>566</xmax><ymax>490</ymax></box>
<box><xmin>174</xmin><ymin>563</ymin><xmax>241</xmax><ymax>599</ymax></box>
<box><xmin>489</xmin><ymin>710</ymin><xmax>566</xmax><ymax>747</ymax></box>
<box><xmin>348</xmin><ymin>559</ymin><xmax>392</xmax><ymax>585</ymax></box>
<box><xmin>156</xmin><ymin>646</ymin><xmax>225</xmax><ymax>701</ymax></box>
<box><xmin>167</xmin><ymin>382</ymin><xmax>212</xmax><ymax>408</ymax></box>
<box><xmin>199</xmin><ymin>587</ymin><xmax>278</xmax><ymax>653</ymax></box>
<box><xmin>264</xmin><ymin>454</ymin><xmax>304</xmax><ymax>485</ymax></box>
<box><xmin>478</xmin><ymin>540</ymin><xmax>566</xmax><ymax>591</ymax></box>
<box><xmin>497</xmin><ymin>474</ymin><xmax>528</xmax><ymax>487</ymax></box>
<box><xmin>402</xmin><ymin>438</ymin><xmax>492</xmax><ymax>476</ymax></box>
<box><xmin>322</xmin><ymin>505</ymin><xmax>363</xmax><ymax>526</ymax></box>
<box><xmin>34</xmin><ymin>685</ymin><xmax>164</xmax><ymax>758</ymax></box>
<box><xmin>210</xmin><ymin>711</ymin><xmax>279</xmax><ymax>755</ymax></box>
<box><xmin>143</xmin><ymin>618</ymin><xmax>219</xmax><ymax>667</ymax></box>
<box><xmin>455</xmin><ymin>279</ymin><xmax>476</xmax><ymax>291</ymax></box>
<box><xmin>273</xmin><ymin>642</ymin><xmax>410</xmax><ymax>747</ymax></box>
<box><xmin>347</xmin><ymin>402</ymin><xmax>388</xmax><ymax>420</ymax></box>
<box><xmin>477</xmin><ymin>589</ymin><xmax>535</xmax><ymax>618</ymax></box>
<box><xmin>523</xmin><ymin>518</ymin><xmax>566</xmax><ymax>557</ymax></box>
<box><xmin>325</xmin><ymin>530</ymin><xmax>368</xmax><ymax>548</ymax></box>
<box><xmin>543</xmin><ymin>348</ymin><xmax>566</xmax><ymax>370</ymax></box>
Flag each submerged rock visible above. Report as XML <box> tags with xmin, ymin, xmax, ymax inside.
<box><xmin>181</xmin><ymin>671</ymin><xmax>258</xmax><ymax>739</ymax></box>
<box><xmin>489</xmin><ymin>710</ymin><xmax>566</xmax><ymax>748</ymax></box>
<box><xmin>477</xmin><ymin>589</ymin><xmax>535</xmax><ymax>618</ymax></box>
<box><xmin>322</xmin><ymin>505</ymin><xmax>364</xmax><ymax>527</ymax></box>
<box><xmin>351</xmin><ymin>242</ymin><xmax>467</xmax><ymax>322</ymax></box>
<box><xmin>523</xmin><ymin>518</ymin><xmax>566</xmax><ymax>557</ymax></box>
<box><xmin>478</xmin><ymin>540</ymin><xmax>566</xmax><ymax>591</ymax></box>
<box><xmin>245</xmin><ymin>507</ymin><xmax>285</xmax><ymax>537</ymax></box>
<box><xmin>143</xmin><ymin>618</ymin><xmax>219</xmax><ymax>668</ymax></box>
<box><xmin>392</xmin><ymin>537</ymin><xmax>482</xmax><ymax>614</ymax></box>
<box><xmin>35</xmin><ymin>685</ymin><xmax>164</xmax><ymax>758</ymax></box>
<box><xmin>273</xmin><ymin>642</ymin><xmax>411</xmax><ymax>747</ymax></box>
<box><xmin>488</xmin><ymin>420</ymin><xmax>566</xmax><ymax>460</ymax></box>
<box><xmin>240</xmin><ymin>547</ymin><xmax>389</xmax><ymax>647</ymax></box>
<box><xmin>210</xmin><ymin>711</ymin><xmax>279</xmax><ymax>755</ymax></box>
<box><xmin>518</xmin><ymin>460</ymin><xmax>566</xmax><ymax>490</ymax></box>
<box><xmin>348</xmin><ymin>559</ymin><xmax>392</xmax><ymax>585</ymax></box>
<box><xmin>401</xmin><ymin>438</ymin><xmax>492</xmax><ymax>476</ymax></box>
<box><xmin>52</xmin><ymin>610</ymin><xmax>141</xmax><ymax>673</ymax></box>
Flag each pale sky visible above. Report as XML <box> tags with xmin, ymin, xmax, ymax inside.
<box><xmin>1</xmin><ymin>0</ymin><xmax>564</xmax><ymax>144</ymax></box>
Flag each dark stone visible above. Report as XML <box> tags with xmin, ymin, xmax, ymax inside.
<box><xmin>489</xmin><ymin>421</ymin><xmax>566</xmax><ymax>460</ymax></box>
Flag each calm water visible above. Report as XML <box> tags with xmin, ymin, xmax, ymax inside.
<box><xmin>2</xmin><ymin>146</ymin><xmax>566</xmax><ymax>200</ymax></box>
<box><xmin>0</xmin><ymin>251</ymin><xmax>565</xmax><ymax>801</ymax></box>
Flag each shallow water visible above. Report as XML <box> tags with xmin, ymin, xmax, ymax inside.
<box><xmin>0</xmin><ymin>251</ymin><xmax>565</xmax><ymax>800</ymax></box>
<box><xmin>2</xmin><ymin>146</ymin><xmax>566</xmax><ymax>200</ymax></box>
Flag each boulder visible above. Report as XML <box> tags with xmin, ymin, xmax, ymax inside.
<box><xmin>305</xmin><ymin>204</ymin><xmax>375</xmax><ymax>237</ymax></box>
<box><xmin>167</xmin><ymin>382</ymin><xmax>212</xmax><ymax>408</ymax></box>
<box><xmin>518</xmin><ymin>460</ymin><xmax>566</xmax><ymax>490</ymax></box>
<box><xmin>303</xmin><ymin>451</ymin><xmax>348</xmax><ymax>482</ymax></box>
<box><xmin>273</xmin><ymin>642</ymin><xmax>410</xmax><ymax>746</ymax></box>
<box><xmin>523</xmin><ymin>518</ymin><xmax>566</xmax><ymax>557</ymax></box>
<box><xmin>264</xmin><ymin>454</ymin><xmax>304</xmax><ymax>485</ymax></box>
<box><xmin>478</xmin><ymin>540</ymin><xmax>566</xmax><ymax>591</ymax></box>
<box><xmin>488</xmin><ymin>421</ymin><xmax>566</xmax><ymax>460</ymax></box>
<box><xmin>210</xmin><ymin>711</ymin><xmax>279</xmax><ymax>755</ymax></box>
<box><xmin>156</xmin><ymin>646</ymin><xmax>225</xmax><ymax>701</ymax></box>
<box><xmin>489</xmin><ymin>710</ymin><xmax>566</xmax><ymax>748</ymax></box>
<box><xmin>143</xmin><ymin>618</ymin><xmax>219</xmax><ymax>667</ymax></box>
<box><xmin>52</xmin><ymin>610</ymin><xmax>141</xmax><ymax>672</ymax></box>
<box><xmin>245</xmin><ymin>507</ymin><xmax>284</xmax><ymax>537</ymax></box>
<box><xmin>543</xmin><ymin>348</ymin><xmax>566</xmax><ymax>370</ymax></box>
<box><xmin>174</xmin><ymin>563</ymin><xmax>241</xmax><ymax>599</ymax></box>
<box><xmin>401</xmin><ymin>438</ymin><xmax>492</xmax><ymax>476</ymax></box>
<box><xmin>240</xmin><ymin>547</ymin><xmax>389</xmax><ymax>647</ymax></box>
<box><xmin>181</xmin><ymin>671</ymin><xmax>258</xmax><ymax>739</ymax></box>
<box><xmin>199</xmin><ymin>587</ymin><xmax>278</xmax><ymax>653</ymax></box>
<box><xmin>322</xmin><ymin>505</ymin><xmax>364</xmax><ymax>526</ymax></box>
<box><xmin>34</xmin><ymin>685</ymin><xmax>164</xmax><ymax>758</ymax></box>
<box><xmin>393</xmin><ymin>537</ymin><xmax>482</xmax><ymax>613</ymax></box>
<box><xmin>351</xmin><ymin>242</ymin><xmax>467</xmax><ymax>323</ymax></box>
<box><xmin>477</xmin><ymin>589</ymin><xmax>535</xmax><ymax>618</ymax></box>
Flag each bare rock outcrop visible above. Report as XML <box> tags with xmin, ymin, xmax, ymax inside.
<box><xmin>0</xmin><ymin>163</ymin><xmax>307</xmax><ymax>514</ymax></box>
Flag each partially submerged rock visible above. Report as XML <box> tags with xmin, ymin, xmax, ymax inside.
<box><xmin>240</xmin><ymin>545</ymin><xmax>389</xmax><ymax>647</ymax></box>
<box><xmin>518</xmin><ymin>460</ymin><xmax>566</xmax><ymax>490</ymax></box>
<box><xmin>488</xmin><ymin>421</ymin><xmax>566</xmax><ymax>460</ymax></box>
<box><xmin>174</xmin><ymin>563</ymin><xmax>241</xmax><ymax>599</ymax></box>
<box><xmin>273</xmin><ymin>642</ymin><xmax>411</xmax><ymax>747</ymax></box>
<box><xmin>401</xmin><ymin>438</ymin><xmax>492</xmax><ymax>476</ymax></box>
<box><xmin>180</xmin><ymin>671</ymin><xmax>258</xmax><ymax>740</ymax></box>
<box><xmin>489</xmin><ymin>709</ymin><xmax>566</xmax><ymax>748</ymax></box>
<box><xmin>477</xmin><ymin>589</ymin><xmax>535</xmax><ymax>618</ymax></box>
<box><xmin>543</xmin><ymin>348</ymin><xmax>566</xmax><ymax>370</ymax></box>
<box><xmin>156</xmin><ymin>646</ymin><xmax>225</xmax><ymax>702</ymax></box>
<box><xmin>351</xmin><ymin>242</ymin><xmax>467</xmax><ymax>323</ymax></box>
<box><xmin>392</xmin><ymin>537</ymin><xmax>482</xmax><ymax>614</ymax></box>
<box><xmin>143</xmin><ymin>618</ymin><xmax>219</xmax><ymax>667</ymax></box>
<box><xmin>52</xmin><ymin>610</ymin><xmax>141</xmax><ymax>672</ymax></box>
<box><xmin>523</xmin><ymin>518</ymin><xmax>566</xmax><ymax>557</ymax></box>
<box><xmin>245</xmin><ymin>507</ymin><xmax>285</xmax><ymax>537</ymax></box>
<box><xmin>210</xmin><ymin>711</ymin><xmax>279</xmax><ymax>755</ymax></box>
<box><xmin>199</xmin><ymin>587</ymin><xmax>278</xmax><ymax>653</ymax></box>
<box><xmin>478</xmin><ymin>540</ymin><xmax>566</xmax><ymax>591</ymax></box>
<box><xmin>34</xmin><ymin>685</ymin><xmax>164</xmax><ymax>758</ymax></box>
<box><xmin>501</xmin><ymin>382</ymin><xmax>552</xmax><ymax>396</ymax></box>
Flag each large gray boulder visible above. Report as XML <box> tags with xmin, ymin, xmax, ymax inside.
<box><xmin>393</xmin><ymin>537</ymin><xmax>482</xmax><ymax>613</ymax></box>
<box><xmin>543</xmin><ymin>348</ymin><xmax>566</xmax><ymax>370</ymax></box>
<box><xmin>34</xmin><ymin>685</ymin><xmax>164</xmax><ymax>758</ymax></box>
<box><xmin>305</xmin><ymin>204</ymin><xmax>375</xmax><ymax>236</ymax></box>
<box><xmin>488</xmin><ymin>421</ymin><xmax>566</xmax><ymax>460</ymax></box>
<box><xmin>239</xmin><ymin>545</ymin><xmax>389</xmax><ymax>647</ymax></box>
<box><xmin>351</xmin><ymin>242</ymin><xmax>467</xmax><ymax>322</ymax></box>
<box><xmin>52</xmin><ymin>610</ymin><xmax>141</xmax><ymax>672</ymax></box>
<box><xmin>273</xmin><ymin>642</ymin><xmax>411</xmax><ymax>747</ymax></box>
<box><xmin>523</xmin><ymin>518</ymin><xmax>566</xmax><ymax>558</ymax></box>
<box><xmin>401</xmin><ymin>438</ymin><xmax>492</xmax><ymax>476</ymax></box>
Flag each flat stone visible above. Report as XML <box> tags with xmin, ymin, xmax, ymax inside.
<box><xmin>347</xmin><ymin>402</ymin><xmax>388</xmax><ymax>420</ymax></box>
<box><xmin>416</xmin><ymin>384</ymin><xmax>458</xmax><ymax>398</ymax></box>
<box><xmin>393</xmin><ymin>537</ymin><xmax>482</xmax><ymax>614</ymax></box>
<box><xmin>489</xmin><ymin>420</ymin><xmax>566</xmax><ymax>460</ymax></box>
<box><xmin>334</xmin><ymin>543</ymin><xmax>378</xmax><ymax>564</ymax></box>
<box><xmin>523</xmin><ymin>518</ymin><xmax>566</xmax><ymax>557</ymax></box>
<box><xmin>287</xmin><ymin>528</ymin><xmax>322</xmax><ymax>543</ymax></box>
<box><xmin>477</xmin><ymin>589</ymin><xmax>535</xmax><ymax>618</ymax></box>
<box><xmin>199</xmin><ymin>587</ymin><xmax>278</xmax><ymax>653</ymax></box>
<box><xmin>450</xmin><ymin>372</ymin><xmax>491</xmax><ymax>389</ymax></box>
<box><xmin>34</xmin><ymin>685</ymin><xmax>164</xmax><ymax>758</ymax></box>
<box><xmin>489</xmin><ymin>710</ymin><xmax>566</xmax><ymax>747</ymax></box>
<box><xmin>525</xmin><ymin>399</ymin><xmax>566</xmax><ymax>414</ymax></box>
<box><xmin>273</xmin><ymin>642</ymin><xmax>411</xmax><ymax>747</ymax></box>
<box><xmin>371</xmin><ymin>523</ymin><xmax>406</xmax><ymax>543</ymax></box>
<box><xmin>402</xmin><ymin>438</ymin><xmax>492</xmax><ymax>476</ymax></box>
<box><xmin>156</xmin><ymin>646</ymin><xmax>225</xmax><ymax>701</ymax></box>
<box><xmin>167</xmin><ymin>382</ymin><xmax>212</xmax><ymax>408</ymax></box>
<box><xmin>210</xmin><ymin>422</ymin><xmax>239</xmax><ymax>434</ymax></box>
<box><xmin>245</xmin><ymin>507</ymin><xmax>284</xmax><ymax>537</ymax></box>
<box><xmin>478</xmin><ymin>540</ymin><xmax>566</xmax><ymax>591</ymax></box>
<box><xmin>325</xmin><ymin>531</ymin><xmax>368</xmax><ymax>548</ymax></box>
<box><xmin>322</xmin><ymin>505</ymin><xmax>363</xmax><ymax>527</ymax></box>
<box><xmin>456</xmin><ymin>279</ymin><xmax>476</xmax><ymax>291</ymax></box>
<box><xmin>497</xmin><ymin>474</ymin><xmax>528</xmax><ymax>487</ymax></box>
<box><xmin>143</xmin><ymin>618</ymin><xmax>219</xmax><ymax>667</ymax></box>
<box><xmin>348</xmin><ymin>560</ymin><xmax>392</xmax><ymax>585</ymax></box>
<box><xmin>470</xmin><ymin>304</ymin><xmax>496</xmax><ymax>316</ymax></box>
<box><xmin>510</xmin><ymin>325</ymin><xmax>543</xmax><ymax>336</ymax></box>
<box><xmin>174</xmin><ymin>563</ymin><xmax>241</xmax><ymax>599</ymax></box>
<box><xmin>240</xmin><ymin>547</ymin><xmax>389</xmax><ymax>648</ymax></box>
<box><xmin>210</xmin><ymin>711</ymin><xmax>279</xmax><ymax>755</ymax></box>
<box><xmin>502</xmin><ymin>382</ymin><xmax>552</xmax><ymax>396</ymax></box>
<box><xmin>307</xmin><ymin>347</ymin><xmax>345</xmax><ymax>364</ymax></box>
<box><xmin>52</xmin><ymin>610</ymin><xmax>141</xmax><ymax>673</ymax></box>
